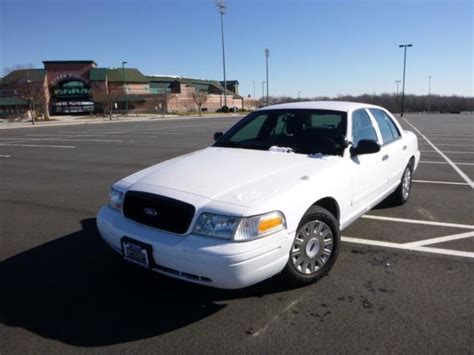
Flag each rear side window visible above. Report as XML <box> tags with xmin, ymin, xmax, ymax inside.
<box><xmin>369</xmin><ymin>109</ymin><xmax>401</xmax><ymax>144</ymax></box>
<box><xmin>351</xmin><ymin>109</ymin><xmax>378</xmax><ymax>147</ymax></box>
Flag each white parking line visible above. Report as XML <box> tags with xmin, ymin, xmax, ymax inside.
<box><xmin>413</xmin><ymin>179</ymin><xmax>469</xmax><ymax>186</ymax></box>
<box><xmin>0</xmin><ymin>137</ymin><xmax>124</xmax><ymax>143</ymax></box>
<box><xmin>0</xmin><ymin>143</ymin><xmax>76</xmax><ymax>148</ymax></box>
<box><xmin>420</xmin><ymin>150</ymin><xmax>474</xmax><ymax>154</ymax></box>
<box><xmin>0</xmin><ymin>154</ymin><xmax>11</xmax><ymax>158</ymax></box>
<box><xmin>420</xmin><ymin>161</ymin><xmax>474</xmax><ymax>166</ymax></box>
<box><xmin>424</xmin><ymin>138</ymin><xmax>474</xmax><ymax>141</ymax></box>
<box><xmin>342</xmin><ymin>234</ymin><xmax>474</xmax><ymax>258</ymax></box>
<box><xmin>362</xmin><ymin>215</ymin><xmax>474</xmax><ymax>229</ymax></box>
<box><xmin>419</xmin><ymin>143</ymin><xmax>474</xmax><ymax>147</ymax></box>
<box><xmin>403</xmin><ymin>118</ymin><xmax>474</xmax><ymax>188</ymax></box>
<box><xmin>403</xmin><ymin>231</ymin><xmax>474</xmax><ymax>247</ymax></box>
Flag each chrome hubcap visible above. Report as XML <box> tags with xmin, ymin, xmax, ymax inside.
<box><xmin>402</xmin><ymin>168</ymin><xmax>411</xmax><ymax>200</ymax></box>
<box><xmin>291</xmin><ymin>220</ymin><xmax>334</xmax><ymax>275</ymax></box>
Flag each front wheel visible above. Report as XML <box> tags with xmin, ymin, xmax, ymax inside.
<box><xmin>281</xmin><ymin>206</ymin><xmax>340</xmax><ymax>287</ymax></box>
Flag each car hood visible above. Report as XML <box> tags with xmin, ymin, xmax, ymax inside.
<box><xmin>122</xmin><ymin>147</ymin><xmax>339</xmax><ymax>207</ymax></box>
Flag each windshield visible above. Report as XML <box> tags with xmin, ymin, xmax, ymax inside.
<box><xmin>214</xmin><ymin>109</ymin><xmax>348</xmax><ymax>156</ymax></box>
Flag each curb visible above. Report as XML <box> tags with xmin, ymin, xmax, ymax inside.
<box><xmin>0</xmin><ymin>114</ymin><xmax>244</xmax><ymax>130</ymax></box>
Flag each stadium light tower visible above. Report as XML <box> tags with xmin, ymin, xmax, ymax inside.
<box><xmin>216</xmin><ymin>0</ymin><xmax>227</xmax><ymax>108</ymax></box>
<box><xmin>399</xmin><ymin>44</ymin><xmax>413</xmax><ymax>117</ymax></box>
<box><xmin>265</xmin><ymin>48</ymin><xmax>270</xmax><ymax>105</ymax></box>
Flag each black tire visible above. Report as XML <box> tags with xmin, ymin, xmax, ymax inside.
<box><xmin>281</xmin><ymin>206</ymin><xmax>340</xmax><ymax>287</ymax></box>
<box><xmin>390</xmin><ymin>162</ymin><xmax>413</xmax><ymax>205</ymax></box>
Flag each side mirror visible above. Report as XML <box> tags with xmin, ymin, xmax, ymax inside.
<box><xmin>213</xmin><ymin>132</ymin><xmax>223</xmax><ymax>142</ymax></box>
<box><xmin>350</xmin><ymin>139</ymin><xmax>381</xmax><ymax>156</ymax></box>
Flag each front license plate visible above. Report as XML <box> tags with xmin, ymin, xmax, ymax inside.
<box><xmin>122</xmin><ymin>239</ymin><xmax>150</xmax><ymax>267</ymax></box>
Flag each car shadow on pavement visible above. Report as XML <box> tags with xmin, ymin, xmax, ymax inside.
<box><xmin>0</xmin><ymin>218</ymin><xmax>289</xmax><ymax>347</ymax></box>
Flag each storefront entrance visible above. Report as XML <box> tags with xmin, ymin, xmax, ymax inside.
<box><xmin>51</xmin><ymin>80</ymin><xmax>94</xmax><ymax>114</ymax></box>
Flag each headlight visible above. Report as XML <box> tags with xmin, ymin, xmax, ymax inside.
<box><xmin>193</xmin><ymin>213</ymin><xmax>241</xmax><ymax>239</ymax></box>
<box><xmin>193</xmin><ymin>211</ymin><xmax>286</xmax><ymax>241</ymax></box>
<box><xmin>108</xmin><ymin>188</ymin><xmax>124</xmax><ymax>210</ymax></box>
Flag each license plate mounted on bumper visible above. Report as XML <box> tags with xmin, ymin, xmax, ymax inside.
<box><xmin>121</xmin><ymin>236</ymin><xmax>154</xmax><ymax>268</ymax></box>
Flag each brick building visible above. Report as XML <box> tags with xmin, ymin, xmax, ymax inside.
<box><xmin>0</xmin><ymin>60</ymin><xmax>257</xmax><ymax>117</ymax></box>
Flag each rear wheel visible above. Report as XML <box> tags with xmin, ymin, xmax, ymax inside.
<box><xmin>391</xmin><ymin>163</ymin><xmax>413</xmax><ymax>205</ymax></box>
<box><xmin>281</xmin><ymin>206</ymin><xmax>340</xmax><ymax>287</ymax></box>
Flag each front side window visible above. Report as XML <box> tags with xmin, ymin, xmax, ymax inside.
<box><xmin>369</xmin><ymin>108</ymin><xmax>401</xmax><ymax>144</ymax></box>
<box><xmin>351</xmin><ymin>109</ymin><xmax>378</xmax><ymax>148</ymax></box>
<box><xmin>214</xmin><ymin>109</ymin><xmax>347</xmax><ymax>156</ymax></box>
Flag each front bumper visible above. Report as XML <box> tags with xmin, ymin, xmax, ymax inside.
<box><xmin>97</xmin><ymin>206</ymin><xmax>292</xmax><ymax>289</ymax></box>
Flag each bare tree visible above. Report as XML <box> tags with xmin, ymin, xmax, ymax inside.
<box><xmin>14</xmin><ymin>77</ymin><xmax>46</xmax><ymax>125</ymax></box>
<box><xmin>90</xmin><ymin>83</ymin><xmax>121</xmax><ymax>120</ymax></box>
<box><xmin>192</xmin><ymin>90</ymin><xmax>208</xmax><ymax>116</ymax></box>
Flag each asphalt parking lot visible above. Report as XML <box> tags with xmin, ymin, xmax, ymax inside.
<box><xmin>1</xmin><ymin>113</ymin><xmax>473</xmax><ymax>353</ymax></box>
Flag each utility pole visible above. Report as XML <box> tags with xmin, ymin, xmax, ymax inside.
<box><xmin>395</xmin><ymin>80</ymin><xmax>401</xmax><ymax>112</ymax></box>
<box><xmin>262</xmin><ymin>81</ymin><xmax>265</xmax><ymax>101</ymax></box>
<box><xmin>264</xmin><ymin>48</ymin><xmax>270</xmax><ymax>106</ymax></box>
<box><xmin>122</xmin><ymin>61</ymin><xmax>128</xmax><ymax>116</ymax></box>
<box><xmin>399</xmin><ymin>44</ymin><xmax>413</xmax><ymax>117</ymax></box>
<box><xmin>427</xmin><ymin>75</ymin><xmax>432</xmax><ymax>112</ymax></box>
<box><xmin>216</xmin><ymin>0</ymin><xmax>227</xmax><ymax>109</ymax></box>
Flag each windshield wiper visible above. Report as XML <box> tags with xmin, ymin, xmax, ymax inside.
<box><xmin>216</xmin><ymin>141</ymin><xmax>269</xmax><ymax>150</ymax></box>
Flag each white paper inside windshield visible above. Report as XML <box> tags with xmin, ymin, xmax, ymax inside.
<box><xmin>268</xmin><ymin>146</ymin><xmax>294</xmax><ymax>153</ymax></box>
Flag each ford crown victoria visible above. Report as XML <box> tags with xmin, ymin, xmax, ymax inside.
<box><xmin>97</xmin><ymin>101</ymin><xmax>420</xmax><ymax>289</ymax></box>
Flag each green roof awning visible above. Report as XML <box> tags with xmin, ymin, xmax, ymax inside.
<box><xmin>0</xmin><ymin>69</ymin><xmax>46</xmax><ymax>85</ymax></box>
<box><xmin>90</xmin><ymin>68</ymin><xmax>149</xmax><ymax>83</ymax></box>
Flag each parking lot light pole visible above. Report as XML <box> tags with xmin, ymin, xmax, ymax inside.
<box><xmin>122</xmin><ymin>61</ymin><xmax>128</xmax><ymax>116</ymax></box>
<box><xmin>395</xmin><ymin>80</ymin><xmax>401</xmax><ymax>112</ymax></box>
<box><xmin>216</xmin><ymin>0</ymin><xmax>227</xmax><ymax>108</ymax></box>
<box><xmin>399</xmin><ymin>44</ymin><xmax>413</xmax><ymax>117</ymax></box>
<box><xmin>265</xmin><ymin>48</ymin><xmax>270</xmax><ymax>106</ymax></box>
<box><xmin>428</xmin><ymin>75</ymin><xmax>432</xmax><ymax>112</ymax></box>
<box><xmin>261</xmin><ymin>81</ymin><xmax>265</xmax><ymax>101</ymax></box>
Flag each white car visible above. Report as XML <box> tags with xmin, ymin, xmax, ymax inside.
<box><xmin>97</xmin><ymin>101</ymin><xmax>420</xmax><ymax>289</ymax></box>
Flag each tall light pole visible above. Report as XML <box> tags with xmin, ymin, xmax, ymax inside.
<box><xmin>264</xmin><ymin>48</ymin><xmax>270</xmax><ymax>105</ymax></box>
<box><xmin>122</xmin><ymin>61</ymin><xmax>128</xmax><ymax>116</ymax></box>
<box><xmin>216</xmin><ymin>0</ymin><xmax>227</xmax><ymax>109</ymax></box>
<box><xmin>427</xmin><ymin>75</ymin><xmax>432</xmax><ymax>112</ymax></box>
<box><xmin>395</xmin><ymin>80</ymin><xmax>401</xmax><ymax>112</ymax></box>
<box><xmin>399</xmin><ymin>44</ymin><xmax>413</xmax><ymax>117</ymax></box>
<box><xmin>252</xmin><ymin>80</ymin><xmax>256</xmax><ymax>98</ymax></box>
<box><xmin>261</xmin><ymin>81</ymin><xmax>265</xmax><ymax>100</ymax></box>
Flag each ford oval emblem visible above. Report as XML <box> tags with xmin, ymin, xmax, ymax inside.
<box><xmin>144</xmin><ymin>207</ymin><xmax>158</xmax><ymax>217</ymax></box>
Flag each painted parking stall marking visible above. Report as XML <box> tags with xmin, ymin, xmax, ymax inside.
<box><xmin>402</xmin><ymin>118</ymin><xmax>474</xmax><ymax>188</ymax></box>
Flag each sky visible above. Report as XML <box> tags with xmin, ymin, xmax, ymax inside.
<box><xmin>0</xmin><ymin>0</ymin><xmax>472</xmax><ymax>98</ymax></box>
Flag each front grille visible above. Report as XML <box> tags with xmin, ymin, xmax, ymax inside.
<box><xmin>123</xmin><ymin>191</ymin><xmax>195</xmax><ymax>234</ymax></box>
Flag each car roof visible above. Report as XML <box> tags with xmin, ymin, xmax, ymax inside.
<box><xmin>257</xmin><ymin>101</ymin><xmax>385</xmax><ymax>112</ymax></box>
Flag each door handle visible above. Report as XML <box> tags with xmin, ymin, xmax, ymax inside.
<box><xmin>382</xmin><ymin>154</ymin><xmax>389</xmax><ymax>161</ymax></box>
<box><xmin>403</xmin><ymin>145</ymin><xmax>407</xmax><ymax>151</ymax></box>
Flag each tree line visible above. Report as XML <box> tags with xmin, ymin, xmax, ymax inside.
<box><xmin>261</xmin><ymin>93</ymin><xmax>474</xmax><ymax>113</ymax></box>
